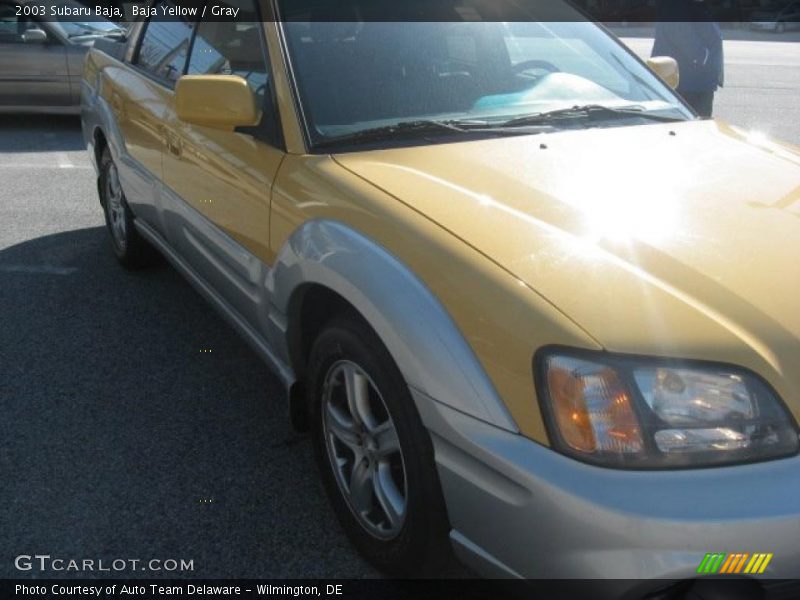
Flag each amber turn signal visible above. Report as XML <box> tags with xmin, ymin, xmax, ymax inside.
<box><xmin>546</xmin><ymin>357</ymin><xmax>643</xmax><ymax>455</ymax></box>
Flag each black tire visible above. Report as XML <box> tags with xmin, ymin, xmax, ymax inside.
<box><xmin>307</xmin><ymin>313</ymin><xmax>452</xmax><ymax>577</ymax></box>
<box><xmin>99</xmin><ymin>147</ymin><xmax>159</xmax><ymax>269</ymax></box>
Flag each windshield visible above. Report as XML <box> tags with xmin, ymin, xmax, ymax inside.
<box><xmin>280</xmin><ymin>1</ymin><xmax>692</xmax><ymax>148</ymax></box>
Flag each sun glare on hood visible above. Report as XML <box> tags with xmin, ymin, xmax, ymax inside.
<box><xmin>557</xmin><ymin>160</ymin><xmax>681</xmax><ymax>246</ymax></box>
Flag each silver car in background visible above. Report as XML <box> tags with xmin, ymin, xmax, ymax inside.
<box><xmin>0</xmin><ymin>0</ymin><xmax>124</xmax><ymax>113</ymax></box>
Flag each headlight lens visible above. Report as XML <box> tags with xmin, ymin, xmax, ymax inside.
<box><xmin>536</xmin><ymin>350</ymin><xmax>799</xmax><ymax>469</ymax></box>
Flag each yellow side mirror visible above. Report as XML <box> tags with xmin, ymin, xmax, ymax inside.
<box><xmin>646</xmin><ymin>57</ymin><xmax>680</xmax><ymax>90</ymax></box>
<box><xmin>175</xmin><ymin>75</ymin><xmax>261</xmax><ymax>131</ymax></box>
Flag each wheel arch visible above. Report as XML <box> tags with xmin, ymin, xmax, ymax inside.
<box><xmin>287</xmin><ymin>283</ymin><xmax>360</xmax><ymax>379</ymax></box>
<box><xmin>271</xmin><ymin>219</ymin><xmax>518</xmax><ymax>434</ymax></box>
<box><xmin>284</xmin><ymin>283</ymin><xmax>361</xmax><ymax>430</ymax></box>
<box><xmin>93</xmin><ymin>127</ymin><xmax>108</xmax><ymax>165</ymax></box>
<box><xmin>93</xmin><ymin>127</ymin><xmax>109</xmax><ymax>204</ymax></box>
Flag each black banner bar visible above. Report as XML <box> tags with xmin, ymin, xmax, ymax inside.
<box><xmin>4</xmin><ymin>578</ymin><xmax>799</xmax><ymax>600</ymax></box>
<box><xmin>13</xmin><ymin>0</ymin><xmax>792</xmax><ymax>23</ymax></box>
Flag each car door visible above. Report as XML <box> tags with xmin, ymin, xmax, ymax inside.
<box><xmin>105</xmin><ymin>2</ymin><xmax>193</xmax><ymax>226</ymax></box>
<box><xmin>161</xmin><ymin>0</ymin><xmax>285</xmax><ymax>328</ymax></box>
<box><xmin>0</xmin><ymin>1</ymin><xmax>70</xmax><ymax>109</ymax></box>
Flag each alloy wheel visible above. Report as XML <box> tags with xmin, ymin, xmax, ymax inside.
<box><xmin>321</xmin><ymin>360</ymin><xmax>408</xmax><ymax>540</ymax></box>
<box><xmin>105</xmin><ymin>162</ymin><xmax>127</xmax><ymax>249</ymax></box>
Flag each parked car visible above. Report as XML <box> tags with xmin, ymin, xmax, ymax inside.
<box><xmin>81</xmin><ymin>0</ymin><xmax>800</xmax><ymax>595</ymax></box>
<box><xmin>0</xmin><ymin>0</ymin><xmax>124</xmax><ymax>113</ymax></box>
<box><xmin>750</xmin><ymin>0</ymin><xmax>800</xmax><ymax>32</ymax></box>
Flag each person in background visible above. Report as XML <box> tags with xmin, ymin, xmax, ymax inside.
<box><xmin>652</xmin><ymin>0</ymin><xmax>724</xmax><ymax>117</ymax></box>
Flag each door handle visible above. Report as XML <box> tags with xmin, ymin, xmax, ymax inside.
<box><xmin>165</xmin><ymin>132</ymin><xmax>182</xmax><ymax>157</ymax></box>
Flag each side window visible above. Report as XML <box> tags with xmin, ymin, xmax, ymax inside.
<box><xmin>0</xmin><ymin>3</ymin><xmax>19</xmax><ymax>42</ymax></box>
<box><xmin>187</xmin><ymin>3</ymin><xmax>268</xmax><ymax>101</ymax></box>
<box><xmin>0</xmin><ymin>2</ymin><xmax>39</xmax><ymax>43</ymax></box>
<box><xmin>186</xmin><ymin>0</ymin><xmax>279</xmax><ymax>143</ymax></box>
<box><xmin>136</xmin><ymin>1</ymin><xmax>193</xmax><ymax>85</ymax></box>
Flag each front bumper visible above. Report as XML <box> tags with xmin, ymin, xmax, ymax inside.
<box><xmin>414</xmin><ymin>389</ymin><xmax>800</xmax><ymax>592</ymax></box>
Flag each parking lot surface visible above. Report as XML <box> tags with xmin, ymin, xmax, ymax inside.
<box><xmin>0</xmin><ymin>116</ymin><xmax>378</xmax><ymax>578</ymax></box>
<box><xmin>619</xmin><ymin>30</ymin><xmax>800</xmax><ymax>144</ymax></box>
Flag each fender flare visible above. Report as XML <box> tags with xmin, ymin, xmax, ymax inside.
<box><xmin>269</xmin><ymin>220</ymin><xmax>518</xmax><ymax>433</ymax></box>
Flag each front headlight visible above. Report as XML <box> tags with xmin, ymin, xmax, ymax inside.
<box><xmin>535</xmin><ymin>348</ymin><xmax>799</xmax><ymax>469</ymax></box>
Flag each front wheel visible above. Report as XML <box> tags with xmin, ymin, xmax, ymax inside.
<box><xmin>307</xmin><ymin>313</ymin><xmax>452</xmax><ymax>576</ymax></box>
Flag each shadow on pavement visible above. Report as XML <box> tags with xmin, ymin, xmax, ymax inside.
<box><xmin>0</xmin><ymin>226</ymin><xmax>374</xmax><ymax>578</ymax></box>
<box><xmin>0</xmin><ymin>114</ymin><xmax>84</xmax><ymax>153</ymax></box>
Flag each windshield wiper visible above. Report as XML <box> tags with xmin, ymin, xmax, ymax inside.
<box><xmin>503</xmin><ymin>104</ymin><xmax>685</xmax><ymax>127</ymax></box>
<box><xmin>312</xmin><ymin>119</ymin><xmax>546</xmax><ymax>149</ymax></box>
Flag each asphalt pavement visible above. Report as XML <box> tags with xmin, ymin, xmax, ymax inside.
<box><xmin>616</xmin><ymin>27</ymin><xmax>800</xmax><ymax>145</ymax></box>
<box><xmin>0</xmin><ymin>116</ymin><xmax>377</xmax><ymax>578</ymax></box>
<box><xmin>1</xmin><ymin>33</ymin><xmax>798</xmax><ymax>581</ymax></box>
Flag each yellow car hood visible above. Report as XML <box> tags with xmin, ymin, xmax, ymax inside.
<box><xmin>335</xmin><ymin>120</ymin><xmax>800</xmax><ymax>409</ymax></box>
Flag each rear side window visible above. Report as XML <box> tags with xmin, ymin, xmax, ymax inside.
<box><xmin>136</xmin><ymin>1</ymin><xmax>193</xmax><ymax>85</ymax></box>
